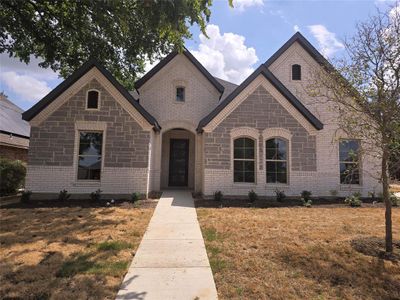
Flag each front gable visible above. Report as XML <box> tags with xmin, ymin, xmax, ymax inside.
<box><xmin>23</xmin><ymin>60</ymin><xmax>160</xmax><ymax>131</ymax></box>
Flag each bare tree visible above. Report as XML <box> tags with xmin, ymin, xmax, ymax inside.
<box><xmin>307</xmin><ymin>3</ymin><xmax>400</xmax><ymax>253</ymax></box>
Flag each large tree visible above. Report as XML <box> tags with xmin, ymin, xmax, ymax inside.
<box><xmin>308</xmin><ymin>4</ymin><xmax>399</xmax><ymax>253</ymax></box>
<box><xmin>0</xmin><ymin>0</ymin><xmax>214</xmax><ymax>89</ymax></box>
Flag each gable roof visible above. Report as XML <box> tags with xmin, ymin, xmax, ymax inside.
<box><xmin>265</xmin><ymin>32</ymin><xmax>334</xmax><ymax>70</ymax></box>
<box><xmin>135</xmin><ymin>49</ymin><xmax>225</xmax><ymax>94</ymax></box>
<box><xmin>22</xmin><ymin>59</ymin><xmax>161</xmax><ymax>131</ymax></box>
<box><xmin>0</xmin><ymin>93</ymin><xmax>30</xmax><ymax>138</ymax></box>
<box><xmin>215</xmin><ymin>77</ymin><xmax>238</xmax><ymax>102</ymax></box>
<box><xmin>197</xmin><ymin>64</ymin><xmax>324</xmax><ymax>132</ymax></box>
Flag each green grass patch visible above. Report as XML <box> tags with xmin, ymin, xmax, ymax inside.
<box><xmin>203</xmin><ymin>227</ymin><xmax>218</xmax><ymax>242</ymax></box>
<box><xmin>209</xmin><ymin>257</ymin><xmax>227</xmax><ymax>273</ymax></box>
<box><xmin>56</xmin><ymin>254</ymin><xmax>94</xmax><ymax>277</ymax></box>
<box><xmin>96</xmin><ymin>240</ymin><xmax>132</xmax><ymax>251</ymax></box>
<box><xmin>208</xmin><ymin>245</ymin><xmax>221</xmax><ymax>256</ymax></box>
<box><xmin>57</xmin><ymin>253</ymin><xmax>129</xmax><ymax>277</ymax></box>
<box><xmin>87</xmin><ymin>260</ymin><xmax>129</xmax><ymax>276</ymax></box>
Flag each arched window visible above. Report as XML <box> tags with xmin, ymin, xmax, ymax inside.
<box><xmin>233</xmin><ymin>137</ymin><xmax>255</xmax><ymax>183</ymax></box>
<box><xmin>266</xmin><ymin>138</ymin><xmax>288</xmax><ymax>183</ymax></box>
<box><xmin>292</xmin><ymin>64</ymin><xmax>301</xmax><ymax>80</ymax></box>
<box><xmin>87</xmin><ymin>90</ymin><xmax>99</xmax><ymax>109</ymax></box>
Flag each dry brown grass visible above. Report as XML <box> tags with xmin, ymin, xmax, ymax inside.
<box><xmin>0</xmin><ymin>203</ymin><xmax>154</xmax><ymax>299</ymax></box>
<box><xmin>197</xmin><ymin>206</ymin><xmax>400</xmax><ymax>300</ymax></box>
<box><xmin>390</xmin><ymin>184</ymin><xmax>400</xmax><ymax>193</ymax></box>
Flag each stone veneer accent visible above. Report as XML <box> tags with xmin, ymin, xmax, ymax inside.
<box><xmin>204</xmin><ymin>85</ymin><xmax>316</xmax><ymax>171</ymax></box>
<box><xmin>28</xmin><ymin>79</ymin><xmax>150</xmax><ymax>168</ymax></box>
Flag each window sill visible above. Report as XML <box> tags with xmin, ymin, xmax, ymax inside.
<box><xmin>265</xmin><ymin>183</ymin><xmax>290</xmax><ymax>190</ymax></box>
<box><xmin>340</xmin><ymin>184</ymin><xmax>362</xmax><ymax>190</ymax></box>
<box><xmin>232</xmin><ymin>182</ymin><xmax>257</xmax><ymax>188</ymax></box>
<box><xmin>73</xmin><ymin>180</ymin><xmax>101</xmax><ymax>187</ymax></box>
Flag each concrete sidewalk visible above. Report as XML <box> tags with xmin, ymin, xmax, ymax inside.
<box><xmin>116</xmin><ymin>190</ymin><xmax>218</xmax><ymax>300</ymax></box>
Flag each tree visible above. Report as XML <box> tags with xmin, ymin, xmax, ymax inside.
<box><xmin>0</xmin><ymin>0</ymin><xmax>214</xmax><ymax>90</ymax></box>
<box><xmin>307</xmin><ymin>3</ymin><xmax>400</xmax><ymax>253</ymax></box>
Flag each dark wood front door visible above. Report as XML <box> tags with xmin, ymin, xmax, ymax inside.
<box><xmin>169</xmin><ymin>139</ymin><xmax>189</xmax><ymax>186</ymax></box>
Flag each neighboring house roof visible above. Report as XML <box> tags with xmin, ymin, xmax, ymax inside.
<box><xmin>215</xmin><ymin>77</ymin><xmax>238</xmax><ymax>102</ymax></box>
<box><xmin>135</xmin><ymin>49</ymin><xmax>225</xmax><ymax>94</ymax></box>
<box><xmin>265</xmin><ymin>32</ymin><xmax>333</xmax><ymax>69</ymax></box>
<box><xmin>22</xmin><ymin>59</ymin><xmax>161</xmax><ymax>131</ymax></box>
<box><xmin>197</xmin><ymin>64</ymin><xmax>324</xmax><ymax>132</ymax></box>
<box><xmin>0</xmin><ymin>93</ymin><xmax>30</xmax><ymax>139</ymax></box>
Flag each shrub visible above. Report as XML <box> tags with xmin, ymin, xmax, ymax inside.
<box><xmin>368</xmin><ymin>191</ymin><xmax>376</xmax><ymax>201</ymax></box>
<box><xmin>214</xmin><ymin>191</ymin><xmax>223</xmax><ymax>202</ymax></box>
<box><xmin>21</xmin><ymin>190</ymin><xmax>32</xmax><ymax>203</ymax></box>
<box><xmin>344</xmin><ymin>192</ymin><xmax>362</xmax><ymax>207</ymax></box>
<box><xmin>131</xmin><ymin>192</ymin><xmax>141</xmax><ymax>203</ymax></box>
<box><xmin>300</xmin><ymin>190</ymin><xmax>312</xmax><ymax>207</ymax></box>
<box><xmin>390</xmin><ymin>193</ymin><xmax>399</xmax><ymax>207</ymax></box>
<box><xmin>248</xmin><ymin>190</ymin><xmax>258</xmax><ymax>203</ymax></box>
<box><xmin>90</xmin><ymin>189</ymin><xmax>102</xmax><ymax>202</ymax></box>
<box><xmin>302</xmin><ymin>198</ymin><xmax>312</xmax><ymax>207</ymax></box>
<box><xmin>0</xmin><ymin>158</ymin><xmax>26</xmax><ymax>196</ymax></box>
<box><xmin>58</xmin><ymin>189</ymin><xmax>71</xmax><ymax>201</ymax></box>
<box><xmin>275</xmin><ymin>189</ymin><xmax>286</xmax><ymax>202</ymax></box>
<box><xmin>301</xmin><ymin>190</ymin><xmax>312</xmax><ymax>201</ymax></box>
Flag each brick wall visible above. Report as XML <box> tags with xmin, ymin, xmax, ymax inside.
<box><xmin>29</xmin><ymin>79</ymin><xmax>149</xmax><ymax>168</ymax></box>
<box><xmin>204</xmin><ymin>86</ymin><xmax>316</xmax><ymax>171</ymax></box>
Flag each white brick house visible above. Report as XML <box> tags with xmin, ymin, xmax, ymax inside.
<box><xmin>22</xmin><ymin>33</ymin><xmax>381</xmax><ymax>198</ymax></box>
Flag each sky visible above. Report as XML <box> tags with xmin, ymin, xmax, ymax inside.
<box><xmin>0</xmin><ymin>0</ymin><xmax>396</xmax><ymax>111</ymax></box>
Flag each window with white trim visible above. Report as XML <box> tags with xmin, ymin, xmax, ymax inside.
<box><xmin>87</xmin><ymin>90</ymin><xmax>99</xmax><ymax>109</ymax></box>
<box><xmin>266</xmin><ymin>138</ymin><xmax>288</xmax><ymax>184</ymax></box>
<box><xmin>339</xmin><ymin>139</ymin><xmax>360</xmax><ymax>184</ymax></box>
<box><xmin>233</xmin><ymin>137</ymin><xmax>255</xmax><ymax>183</ymax></box>
<box><xmin>77</xmin><ymin>131</ymin><xmax>103</xmax><ymax>180</ymax></box>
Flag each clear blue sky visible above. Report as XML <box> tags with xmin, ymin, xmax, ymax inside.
<box><xmin>0</xmin><ymin>0</ymin><xmax>395</xmax><ymax>111</ymax></box>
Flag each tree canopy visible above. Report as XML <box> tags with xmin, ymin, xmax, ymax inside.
<box><xmin>0</xmin><ymin>0</ymin><xmax>215</xmax><ymax>90</ymax></box>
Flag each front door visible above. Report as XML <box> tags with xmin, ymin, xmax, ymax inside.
<box><xmin>169</xmin><ymin>139</ymin><xmax>189</xmax><ymax>186</ymax></box>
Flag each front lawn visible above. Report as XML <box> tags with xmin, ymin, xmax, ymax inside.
<box><xmin>197</xmin><ymin>207</ymin><xmax>400</xmax><ymax>300</ymax></box>
<box><xmin>0</xmin><ymin>201</ymin><xmax>155</xmax><ymax>299</ymax></box>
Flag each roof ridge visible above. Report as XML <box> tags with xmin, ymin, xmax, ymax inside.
<box><xmin>22</xmin><ymin>59</ymin><xmax>161</xmax><ymax>131</ymax></box>
<box><xmin>135</xmin><ymin>48</ymin><xmax>225</xmax><ymax>94</ymax></box>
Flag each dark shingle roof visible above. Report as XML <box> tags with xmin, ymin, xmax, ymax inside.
<box><xmin>0</xmin><ymin>93</ymin><xmax>30</xmax><ymax>138</ymax></box>
<box><xmin>22</xmin><ymin>59</ymin><xmax>161</xmax><ymax>131</ymax></box>
<box><xmin>265</xmin><ymin>32</ymin><xmax>334</xmax><ymax>70</ymax></box>
<box><xmin>135</xmin><ymin>49</ymin><xmax>225</xmax><ymax>94</ymax></box>
<box><xmin>214</xmin><ymin>77</ymin><xmax>238</xmax><ymax>102</ymax></box>
<box><xmin>197</xmin><ymin>65</ymin><xmax>324</xmax><ymax>132</ymax></box>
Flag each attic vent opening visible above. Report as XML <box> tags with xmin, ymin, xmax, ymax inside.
<box><xmin>87</xmin><ymin>90</ymin><xmax>99</xmax><ymax>109</ymax></box>
<box><xmin>292</xmin><ymin>64</ymin><xmax>301</xmax><ymax>81</ymax></box>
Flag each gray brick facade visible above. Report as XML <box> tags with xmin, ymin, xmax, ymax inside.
<box><xmin>204</xmin><ymin>86</ymin><xmax>317</xmax><ymax>171</ymax></box>
<box><xmin>29</xmin><ymin>79</ymin><xmax>150</xmax><ymax>168</ymax></box>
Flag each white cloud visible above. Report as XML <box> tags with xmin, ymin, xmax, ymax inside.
<box><xmin>232</xmin><ymin>0</ymin><xmax>264</xmax><ymax>11</ymax></box>
<box><xmin>307</xmin><ymin>25</ymin><xmax>344</xmax><ymax>58</ymax></box>
<box><xmin>191</xmin><ymin>24</ymin><xmax>258</xmax><ymax>84</ymax></box>
<box><xmin>0</xmin><ymin>54</ymin><xmax>59</xmax><ymax>81</ymax></box>
<box><xmin>0</xmin><ymin>71</ymin><xmax>52</xmax><ymax>102</ymax></box>
<box><xmin>293</xmin><ymin>24</ymin><xmax>300</xmax><ymax>32</ymax></box>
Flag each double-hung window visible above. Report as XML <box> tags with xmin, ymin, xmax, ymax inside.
<box><xmin>233</xmin><ymin>138</ymin><xmax>255</xmax><ymax>183</ymax></box>
<box><xmin>77</xmin><ymin>132</ymin><xmax>103</xmax><ymax>180</ymax></box>
<box><xmin>266</xmin><ymin>138</ymin><xmax>288</xmax><ymax>184</ymax></box>
<box><xmin>339</xmin><ymin>139</ymin><xmax>360</xmax><ymax>184</ymax></box>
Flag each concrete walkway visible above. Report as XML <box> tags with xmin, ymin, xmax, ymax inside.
<box><xmin>116</xmin><ymin>190</ymin><xmax>218</xmax><ymax>300</ymax></box>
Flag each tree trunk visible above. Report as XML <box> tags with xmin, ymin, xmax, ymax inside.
<box><xmin>382</xmin><ymin>148</ymin><xmax>393</xmax><ymax>253</ymax></box>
